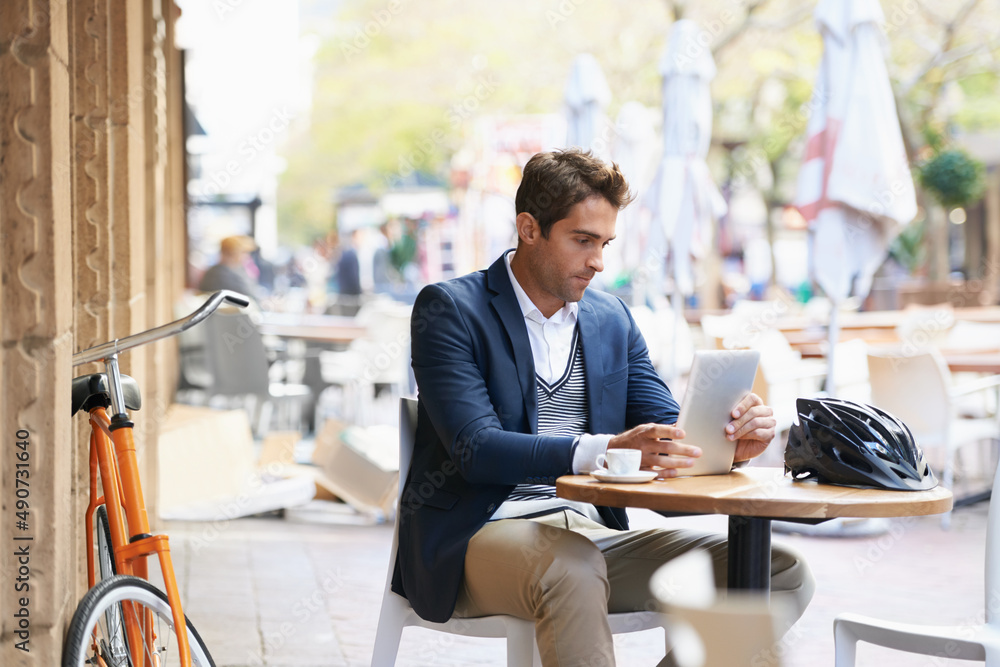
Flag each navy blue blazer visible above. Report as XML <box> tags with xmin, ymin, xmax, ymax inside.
<box><xmin>391</xmin><ymin>251</ymin><xmax>680</xmax><ymax>622</ymax></box>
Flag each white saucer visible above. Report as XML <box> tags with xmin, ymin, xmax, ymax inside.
<box><xmin>591</xmin><ymin>470</ymin><xmax>658</xmax><ymax>484</ymax></box>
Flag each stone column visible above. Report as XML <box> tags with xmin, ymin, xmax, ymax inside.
<box><xmin>0</xmin><ymin>2</ymin><xmax>76</xmax><ymax>664</ymax></box>
<box><xmin>1</xmin><ymin>0</ymin><xmax>186</xmax><ymax>660</ymax></box>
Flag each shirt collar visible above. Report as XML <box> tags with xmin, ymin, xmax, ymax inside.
<box><xmin>504</xmin><ymin>250</ymin><xmax>578</xmax><ymax>325</ymax></box>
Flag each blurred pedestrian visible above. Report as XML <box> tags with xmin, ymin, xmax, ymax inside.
<box><xmin>335</xmin><ymin>229</ymin><xmax>362</xmax><ymax>297</ymax></box>
<box><xmin>198</xmin><ymin>235</ymin><xmax>259</xmax><ymax>301</ymax></box>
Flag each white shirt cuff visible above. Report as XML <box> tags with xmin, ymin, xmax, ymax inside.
<box><xmin>572</xmin><ymin>434</ymin><xmax>615</xmax><ymax>474</ymax></box>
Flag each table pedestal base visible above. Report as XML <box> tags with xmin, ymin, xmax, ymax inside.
<box><xmin>728</xmin><ymin>516</ymin><xmax>771</xmax><ymax>593</ymax></box>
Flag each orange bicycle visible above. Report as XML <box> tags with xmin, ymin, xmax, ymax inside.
<box><xmin>62</xmin><ymin>290</ymin><xmax>250</xmax><ymax>667</ymax></box>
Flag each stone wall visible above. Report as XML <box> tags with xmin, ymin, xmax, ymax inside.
<box><xmin>0</xmin><ymin>0</ymin><xmax>185</xmax><ymax>662</ymax></box>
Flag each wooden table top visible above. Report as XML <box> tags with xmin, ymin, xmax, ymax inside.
<box><xmin>793</xmin><ymin>344</ymin><xmax>1000</xmax><ymax>372</ymax></box>
<box><xmin>556</xmin><ymin>467</ymin><xmax>953</xmax><ymax>520</ymax></box>
<box><xmin>773</xmin><ymin>306</ymin><xmax>1000</xmax><ymax>333</ymax></box>
<box><xmin>257</xmin><ymin>312</ymin><xmax>367</xmax><ymax>344</ymax></box>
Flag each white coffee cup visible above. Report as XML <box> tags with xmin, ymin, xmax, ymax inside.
<box><xmin>595</xmin><ymin>448</ymin><xmax>642</xmax><ymax>476</ymax></box>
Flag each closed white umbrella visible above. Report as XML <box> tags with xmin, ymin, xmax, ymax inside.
<box><xmin>611</xmin><ymin>101</ymin><xmax>656</xmax><ymax>290</ymax></box>
<box><xmin>644</xmin><ymin>20</ymin><xmax>727</xmax><ymax>379</ymax></box>
<box><xmin>794</xmin><ymin>0</ymin><xmax>917</xmax><ymax>392</ymax></box>
<box><xmin>564</xmin><ymin>53</ymin><xmax>612</xmax><ymax>157</ymax></box>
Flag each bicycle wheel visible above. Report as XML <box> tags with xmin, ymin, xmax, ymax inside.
<box><xmin>95</xmin><ymin>505</ymin><xmax>116</xmax><ymax>580</ymax></box>
<box><xmin>63</xmin><ymin>575</ymin><xmax>215</xmax><ymax>667</ymax></box>
<box><xmin>93</xmin><ymin>506</ymin><xmax>123</xmax><ymax>660</ymax></box>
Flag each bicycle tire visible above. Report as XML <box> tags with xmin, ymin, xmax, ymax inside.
<box><xmin>93</xmin><ymin>505</ymin><xmax>123</xmax><ymax>658</ymax></box>
<box><xmin>62</xmin><ymin>575</ymin><xmax>215</xmax><ymax>667</ymax></box>
<box><xmin>95</xmin><ymin>505</ymin><xmax>116</xmax><ymax>580</ymax></box>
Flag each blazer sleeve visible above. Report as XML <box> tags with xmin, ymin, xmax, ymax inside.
<box><xmin>410</xmin><ymin>282</ymin><xmax>577</xmax><ymax>485</ymax></box>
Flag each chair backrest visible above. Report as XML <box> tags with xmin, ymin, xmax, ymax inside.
<box><xmin>203</xmin><ymin>311</ymin><xmax>271</xmax><ymax>397</ymax></box>
<box><xmin>630</xmin><ymin>305</ymin><xmax>662</xmax><ymax>367</ymax></box>
<box><xmin>398</xmin><ymin>398</ymin><xmax>418</xmax><ymax>497</ymax></box>
<box><xmin>867</xmin><ymin>349</ymin><xmax>951</xmax><ymax>444</ymax></box>
<box><xmin>382</xmin><ymin>398</ymin><xmax>418</xmax><ymax>593</ymax></box>
<box><xmin>356</xmin><ymin>299</ymin><xmax>412</xmax><ymax>345</ymax></box>
<box><xmin>895</xmin><ymin>304</ymin><xmax>954</xmax><ymax>346</ymax></box>
<box><xmin>651</xmin><ymin>550</ymin><xmax>781</xmax><ymax>667</ymax></box>
<box><xmin>753</xmin><ymin>329</ymin><xmax>801</xmax><ymax>375</ymax></box>
<box><xmin>831</xmin><ymin>339</ymin><xmax>871</xmax><ymax>403</ymax></box>
<box><xmin>985</xmin><ymin>460</ymin><xmax>1000</xmax><ymax>627</ymax></box>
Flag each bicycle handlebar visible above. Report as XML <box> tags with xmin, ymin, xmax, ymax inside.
<box><xmin>72</xmin><ymin>290</ymin><xmax>250</xmax><ymax>367</ymax></box>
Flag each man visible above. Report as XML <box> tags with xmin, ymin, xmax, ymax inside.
<box><xmin>393</xmin><ymin>149</ymin><xmax>813</xmax><ymax>666</ymax></box>
<box><xmin>198</xmin><ymin>235</ymin><xmax>259</xmax><ymax>301</ymax></box>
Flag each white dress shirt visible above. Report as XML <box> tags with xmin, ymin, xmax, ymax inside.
<box><xmin>504</xmin><ymin>252</ymin><xmax>611</xmax><ymax>474</ymax></box>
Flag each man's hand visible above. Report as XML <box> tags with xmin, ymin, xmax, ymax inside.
<box><xmin>727</xmin><ymin>392</ymin><xmax>776</xmax><ymax>462</ymax></box>
<box><xmin>608</xmin><ymin>424</ymin><xmax>701</xmax><ymax>479</ymax></box>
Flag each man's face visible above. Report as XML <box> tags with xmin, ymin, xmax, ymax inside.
<box><xmin>522</xmin><ymin>195</ymin><xmax>617</xmax><ymax>314</ymax></box>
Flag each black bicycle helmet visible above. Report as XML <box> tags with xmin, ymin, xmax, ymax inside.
<box><xmin>785</xmin><ymin>397</ymin><xmax>938</xmax><ymax>491</ymax></box>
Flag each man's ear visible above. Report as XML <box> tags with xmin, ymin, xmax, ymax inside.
<box><xmin>515</xmin><ymin>212</ymin><xmax>541</xmax><ymax>245</ymax></box>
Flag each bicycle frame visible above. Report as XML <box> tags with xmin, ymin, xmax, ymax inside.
<box><xmin>84</xmin><ymin>401</ymin><xmax>190</xmax><ymax>666</ymax></box>
<box><xmin>73</xmin><ymin>290</ymin><xmax>250</xmax><ymax>667</ymax></box>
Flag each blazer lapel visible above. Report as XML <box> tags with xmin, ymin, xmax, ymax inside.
<box><xmin>486</xmin><ymin>252</ymin><xmax>538</xmax><ymax>432</ymax></box>
<box><xmin>576</xmin><ymin>298</ymin><xmax>605</xmax><ymax>432</ymax></box>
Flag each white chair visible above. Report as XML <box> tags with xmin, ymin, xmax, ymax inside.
<box><xmin>651</xmin><ymin>549</ymin><xmax>784</xmax><ymax>667</ymax></box>
<box><xmin>868</xmin><ymin>348</ymin><xmax>1000</xmax><ymax>526</ymax></box>
<box><xmin>736</xmin><ymin>328</ymin><xmax>825</xmax><ymax>435</ymax></box>
<box><xmin>834</xmin><ymin>460</ymin><xmax>1000</xmax><ymax>666</ymax></box>
<box><xmin>370</xmin><ymin>398</ymin><xmax>672</xmax><ymax>666</ymax></box>
<box><xmin>632</xmin><ymin>303</ymin><xmax>696</xmax><ymax>382</ymax></box>
<box><xmin>317</xmin><ymin>299</ymin><xmax>412</xmax><ymax>428</ymax></box>
<box><xmin>829</xmin><ymin>339</ymin><xmax>871</xmax><ymax>404</ymax></box>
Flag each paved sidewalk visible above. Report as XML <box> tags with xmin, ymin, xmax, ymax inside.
<box><xmin>158</xmin><ymin>500</ymin><xmax>988</xmax><ymax>667</ymax></box>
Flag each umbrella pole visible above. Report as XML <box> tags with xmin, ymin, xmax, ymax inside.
<box><xmin>667</xmin><ymin>291</ymin><xmax>684</xmax><ymax>383</ymax></box>
<box><xmin>826</xmin><ymin>303</ymin><xmax>839</xmax><ymax>396</ymax></box>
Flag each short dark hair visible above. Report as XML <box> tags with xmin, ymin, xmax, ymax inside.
<box><xmin>514</xmin><ymin>149</ymin><xmax>634</xmax><ymax>238</ymax></box>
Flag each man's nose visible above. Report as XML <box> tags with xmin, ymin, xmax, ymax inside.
<box><xmin>588</xmin><ymin>248</ymin><xmax>604</xmax><ymax>273</ymax></box>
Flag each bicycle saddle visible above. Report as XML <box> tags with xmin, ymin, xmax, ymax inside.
<box><xmin>71</xmin><ymin>373</ymin><xmax>142</xmax><ymax>416</ymax></box>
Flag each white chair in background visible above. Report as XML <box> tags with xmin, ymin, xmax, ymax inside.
<box><xmin>749</xmin><ymin>329</ymin><xmax>826</xmax><ymax>435</ymax></box>
<box><xmin>829</xmin><ymin>338</ymin><xmax>871</xmax><ymax>404</ymax></box>
<box><xmin>868</xmin><ymin>348</ymin><xmax>1000</xmax><ymax>526</ymax></box>
<box><xmin>632</xmin><ymin>304</ymin><xmax>695</xmax><ymax>381</ymax></box>
<box><xmin>317</xmin><ymin>299</ymin><xmax>412</xmax><ymax>428</ymax></box>
<box><xmin>895</xmin><ymin>303</ymin><xmax>955</xmax><ymax>348</ymax></box>
<box><xmin>370</xmin><ymin>398</ymin><xmax>672</xmax><ymax>667</ymax></box>
<box><xmin>833</xmin><ymin>460</ymin><xmax>1000</xmax><ymax>666</ymax></box>
<box><xmin>651</xmin><ymin>549</ymin><xmax>784</xmax><ymax>667</ymax></box>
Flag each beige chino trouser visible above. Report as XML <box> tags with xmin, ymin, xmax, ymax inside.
<box><xmin>452</xmin><ymin>510</ymin><xmax>815</xmax><ymax>667</ymax></box>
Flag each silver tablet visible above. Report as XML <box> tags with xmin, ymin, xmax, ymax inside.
<box><xmin>674</xmin><ymin>349</ymin><xmax>761</xmax><ymax>476</ymax></box>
